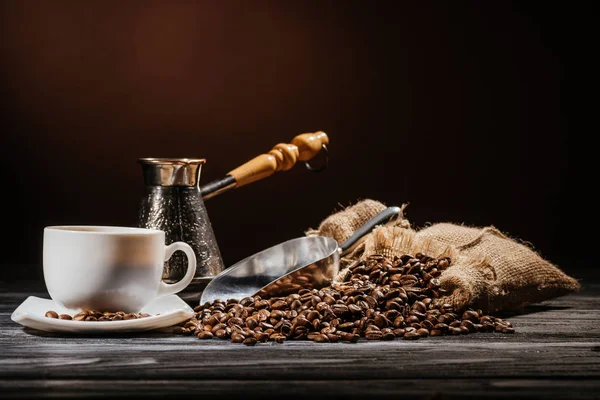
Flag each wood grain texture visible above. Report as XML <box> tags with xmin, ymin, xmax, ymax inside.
<box><xmin>1</xmin><ymin>280</ymin><xmax>599</xmax><ymax>399</ymax></box>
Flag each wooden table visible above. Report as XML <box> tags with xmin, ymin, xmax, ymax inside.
<box><xmin>1</xmin><ymin>279</ymin><xmax>599</xmax><ymax>399</ymax></box>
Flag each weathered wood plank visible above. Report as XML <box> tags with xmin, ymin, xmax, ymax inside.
<box><xmin>1</xmin><ymin>281</ymin><xmax>599</xmax><ymax>399</ymax></box>
<box><xmin>1</xmin><ymin>378</ymin><xmax>599</xmax><ymax>399</ymax></box>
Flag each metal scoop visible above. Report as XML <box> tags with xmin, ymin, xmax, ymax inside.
<box><xmin>199</xmin><ymin>206</ymin><xmax>401</xmax><ymax>304</ymax></box>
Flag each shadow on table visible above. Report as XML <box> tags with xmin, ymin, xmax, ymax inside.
<box><xmin>496</xmin><ymin>303</ymin><xmax>571</xmax><ymax>319</ymax></box>
<box><xmin>21</xmin><ymin>326</ymin><xmax>181</xmax><ymax>339</ymax></box>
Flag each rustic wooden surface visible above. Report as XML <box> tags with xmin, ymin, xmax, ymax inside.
<box><xmin>1</xmin><ymin>279</ymin><xmax>599</xmax><ymax>399</ymax></box>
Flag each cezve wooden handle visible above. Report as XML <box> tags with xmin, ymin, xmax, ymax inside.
<box><xmin>199</xmin><ymin>131</ymin><xmax>329</xmax><ymax>200</ymax></box>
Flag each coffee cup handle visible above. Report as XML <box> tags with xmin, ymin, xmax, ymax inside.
<box><xmin>157</xmin><ymin>242</ymin><xmax>197</xmax><ymax>297</ymax></box>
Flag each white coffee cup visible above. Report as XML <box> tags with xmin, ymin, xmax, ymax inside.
<box><xmin>43</xmin><ymin>226</ymin><xmax>197</xmax><ymax>313</ymax></box>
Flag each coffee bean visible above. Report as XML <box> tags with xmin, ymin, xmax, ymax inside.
<box><xmin>343</xmin><ymin>333</ymin><xmax>360</xmax><ymax>343</ymax></box>
<box><xmin>58</xmin><ymin>314</ymin><xmax>72</xmax><ymax>320</ymax></box>
<box><xmin>392</xmin><ymin>328</ymin><xmax>405</xmax><ymax>337</ymax></box>
<box><xmin>393</xmin><ymin>316</ymin><xmax>405</xmax><ymax>328</ymax></box>
<box><xmin>412</xmin><ymin>301</ymin><xmax>427</xmax><ymax>314</ymax></box>
<box><xmin>381</xmin><ymin>328</ymin><xmax>395</xmax><ymax>340</ymax></box>
<box><xmin>231</xmin><ymin>333</ymin><xmax>245</xmax><ymax>343</ymax></box>
<box><xmin>44</xmin><ymin>311</ymin><xmax>59</xmax><ymax>319</ymax></box>
<box><xmin>365</xmin><ymin>331</ymin><xmax>383</xmax><ymax>340</ymax></box>
<box><xmin>416</xmin><ymin>328</ymin><xmax>430</xmax><ymax>337</ymax></box>
<box><xmin>374</xmin><ymin>314</ymin><xmax>390</xmax><ymax>328</ymax></box>
<box><xmin>313</xmin><ymin>334</ymin><xmax>329</xmax><ymax>343</ymax></box>
<box><xmin>243</xmin><ymin>337</ymin><xmax>257</xmax><ymax>346</ymax></box>
<box><xmin>73</xmin><ymin>312</ymin><xmax>87</xmax><ymax>321</ymax></box>
<box><xmin>420</xmin><ymin>320</ymin><xmax>434</xmax><ymax>330</ymax></box>
<box><xmin>179</xmin><ymin>253</ymin><xmax>513</xmax><ymax>344</ymax></box>
<box><xmin>461</xmin><ymin>320</ymin><xmax>477</xmax><ymax>333</ymax></box>
<box><xmin>403</xmin><ymin>331</ymin><xmax>420</xmax><ymax>340</ymax></box>
<box><xmin>215</xmin><ymin>329</ymin><xmax>228</xmax><ymax>339</ymax></box>
<box><xmin>197</xmin><ymin>331</ymin><xmax>213</xmax><ymax>339</ymax></box>
<box><xmin>449</xmin><ymin>327</ymin><xmax>463</xmax><ymax>335</ymax></box>
<box><xmin>462</xmin><ymin>310</ymin><xmax>479</xmax><ymax>323</ymax></box>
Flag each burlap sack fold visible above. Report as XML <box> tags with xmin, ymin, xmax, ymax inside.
<box><xmin>307</xmin><ymin>199</ymin><xmax>581</xmax><ymax>313</ymax></box>
<box><xmin>415</xmin><ymin>223</ymin><xmax>581</xmax><ymax>313</ymax></box>
<box><xmin>305</xmin><ymin>199</ymin><xmax>411</xmax><ymax>269</ymax></box>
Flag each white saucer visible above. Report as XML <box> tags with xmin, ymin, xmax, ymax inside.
<box><xmin>11</xmin><ymin>295</ymin><xmax>195</xmax><ymax>334</ymax></box>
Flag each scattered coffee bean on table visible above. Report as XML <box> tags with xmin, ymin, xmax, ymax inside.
<box><xmin>175</xmin><ymin>253</ymin><xmax>515</xmax><ymax>345</ymax></box>
<box><xmin>44</xmin><ymin>310</ymin><xmax>152</xmax><ymax>321</ymax></box>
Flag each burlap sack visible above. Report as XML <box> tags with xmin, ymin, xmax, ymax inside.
<box><xmin>415</xmin><ymin>223</ymin><xmax>581</xmax><ymax>313</ymax></box>
<box><xmin>305</xmin><ymin>199</ymin><xmax>411</xmax><ymax>269</ymax></box>
<box><xmin>307</xmin><ymin>199</ymin><xmax>580</xmax><ymax>313</ymax></box>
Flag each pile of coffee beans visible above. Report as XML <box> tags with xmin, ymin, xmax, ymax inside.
<box><xmin>44</xmin><ymin>310</ymin><xmax>152</xmax><ymax>321</ymax></box>
<box><xmin>176</xmin><ymin>252</ymin><xmax>515</xmax><ymax>345</ymax></box>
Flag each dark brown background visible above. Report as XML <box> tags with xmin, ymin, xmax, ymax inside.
<box><xmin>0</xmin><ymin>1</ymin><xmax>587</xmax><ymax>282</ymax></box>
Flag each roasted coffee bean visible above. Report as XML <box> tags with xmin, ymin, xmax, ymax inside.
<box><xmin>321</xmin><ymin>326</ymin><xmax>336</xmax><ymax>335</ymax></box>
<box><xmin>313</xmin><ymin>334</ymin><xmax>329</xmax><ymax>343</ymax></box>
<box><xmin>365</xmin><ymin>331</ymin><xmax>383</xmax><ymax>340</ymax></box>
<box><xmin>403</xmin><ymin>331</ymin><xmax>421</xmax><ymax>340</ymax></box>
<box><xmin>449</xmin><ymin>327</ymin><xmax>463</xmax><ymax>335</ymax></box>
<box><xmin>380</xmin><ymin>328</ymin><xmax>395</xmax><ymax>340</ymax></box>
<box><xmin>231</xmin><ymin>333</ymin><xmax>245</xmax><ymax>343</ymax></box>
<box><xmin>374</xmin><ymin>314</ymin><xmax>390</xmax><ymax>328</ymax></box>
<box><xmin>420</xmin><ymin>320</ymin><xmax>434</xmax><ymax>330</ymax></box>
<box><xmin>271</xmin><ymin>300</ymin><xmax>287</xmax><ymax>310</ymax></box>
<box><xmin>416</xmin><ymin>328</ymin><xmax>430</xmax><ymax>337</ymax></box>
<box><xmin>461</xmin><ymin>320</ymin><xmax>477</xmax><ymax>333</ymax></box>
<box><xmin>197</xmin><ymin>331</ymin><xmax>213</xmax><ymax>339</ymax></box>
<box><xmin>462</xmin><ymin>310</ymin><xmax>479</xmax><ymax>323</ymax></box>
<box><xmin>348</xmin><ymin>304</ymin><xmax>362</xmax><ymax>313</ymax></box>
<box><xmin>59</xmin><ymin>314</ymin><xmax>72</xmax><ymax>320</ymax></box>
<box><xmin>179</xmin><ymin>253</ymin><xmax>513</xmax><ymax>344</ymax></box>
<box><xmin>392</xmin><ymin>328</ymin><xmax>405</xmax><ymax>337</ymax></box>
<box><xmin>73</xmin><ymin>312</ymin><xmax>87</xmax><ymax>321</ymax></box>
<box><xmin>337</xmin><ymin>322</ymin><xmax>354</xmax><ymax>331</ymax></box>
<box><xmin>343</xmin><ymin>333</ymin><xmax>360</xmax><ymax>343</ymax></box>
<box><xmin>243</xmin><ymin>337</ymin><xmax>257</xmax><ymax>346</ymax></box>
<box><xmin>44</xmin><ymin>311</ymin><xmax>59</xmax><ymax>319</ymax></box>
<box><xmin>412</xmin><ymin>301</ymin><xmax>427</xmax><ymax>314</ymax></box>
<box><xmin>306</xmin><ymin>310</ymin><xmax>321</xmax><ymax>321</ymax></box>
<box><xmin>332</xmin><ymin>304</ymin><xmax>349</xmax><ymax>315</ymax></box>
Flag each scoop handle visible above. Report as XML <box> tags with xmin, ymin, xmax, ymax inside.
<box><xmin>339</xmin><ymin>206</ymin><xmax>401</xmax><ymax>255</ymax></box>
<box><xmin>200</xmin><ymin>131</ymin><xmax>329</xmax><ymax>200</ymax></box>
